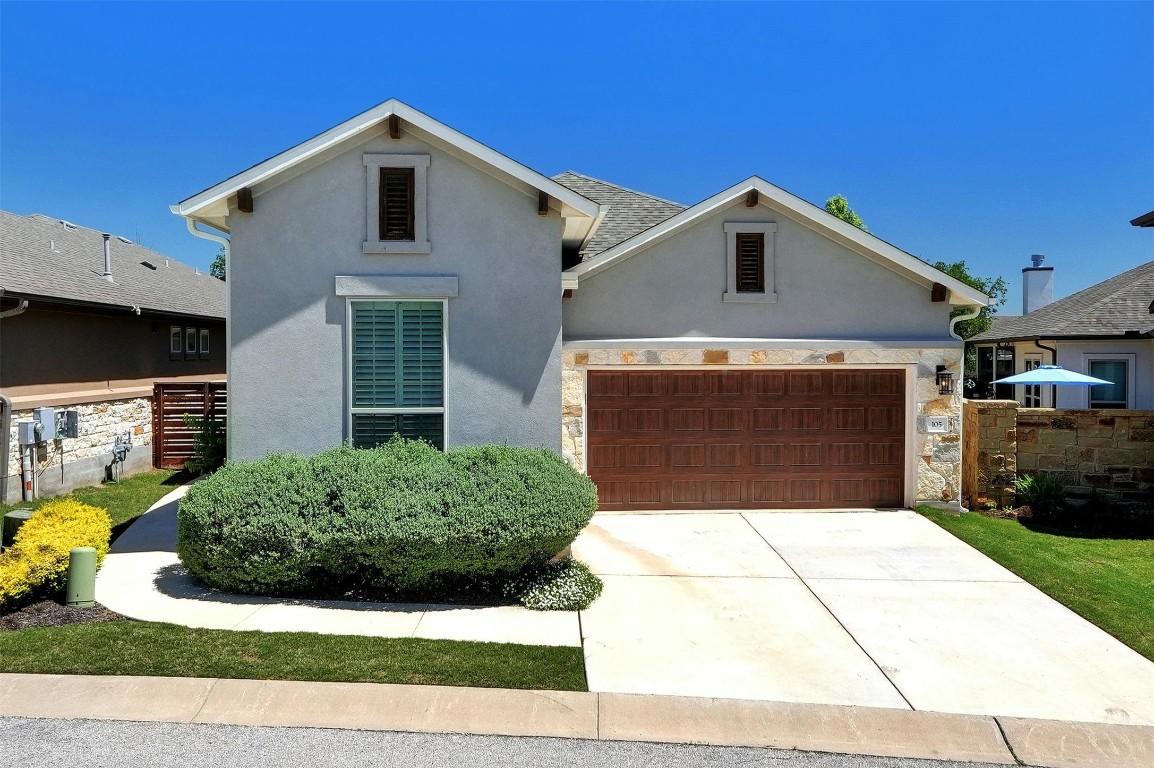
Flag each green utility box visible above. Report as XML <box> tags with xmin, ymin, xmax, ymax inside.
<box><xmin>67</xmin><ymin>547</ymin><xmax>97</xmax><ymax>608</ymax></box>
<box><xmin>2</xmin><ymin>509</ymin><xmax>34</xmax><ymax>551</ymax></box>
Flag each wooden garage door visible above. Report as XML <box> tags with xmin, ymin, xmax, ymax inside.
<box><xmin>586</xmin><ymin>369</ymin><xmax>905</xmax><ymax>510</ymax></box>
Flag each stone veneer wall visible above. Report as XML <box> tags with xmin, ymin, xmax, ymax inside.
<box><xmin>3</xmin><ymin>397</ymin><xmax>152</xmax><ymax>503</ymax></box>
<box><xmin>562</xmin><ymin>346</ymin><xmax>964</xmax><ymax>505</ymax></box>
<box><xmin>962</xmin><ymin>400</ymin><xmax>1154</xmax><ymax>508</ymax></box>
<box><xmin>961</xmin><ymin>400</ymin><xmax>1019</xmax><ymax>508</ymax></box>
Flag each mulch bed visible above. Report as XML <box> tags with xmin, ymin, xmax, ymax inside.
<box><xmin>0</xmin><ymin>600</ymin><xmax>124</xmax><ymax>632</ymax></box>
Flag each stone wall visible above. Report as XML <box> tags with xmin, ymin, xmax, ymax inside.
<box><xmin>3</xmin><ymin>397</ymin><xmax>152</xmax><ymax>503</ymax></box>
<box><xmin>562</xmin><ymin>345</ymin><xmax>964</xmax><ymax>505</ymax></box>
<box><xmin>962</xmin><ymin>400</ymin><xmax>1154</xmax><ymax>508</ymax></box>
<box><xmin>961</xmin><ymin>400</ymin><xmax>1019</xmax><ymax>508</ymax></box>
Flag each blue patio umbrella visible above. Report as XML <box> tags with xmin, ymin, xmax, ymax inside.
<box><xmin>991</xmin><ymin>365</ymin><xmax>1111</xmax><ymax>386</ymax></box>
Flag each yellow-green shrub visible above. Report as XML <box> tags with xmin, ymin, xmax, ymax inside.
<box><xmin>0</xmin><ymin>499</ymin><xmax>112</xmax><ymax>612</ymax></box>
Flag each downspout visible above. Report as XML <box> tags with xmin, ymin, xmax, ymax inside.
<box><xmin>949</xmin><ymin>306</ymin><xmax>982</xmax><ymax>341</ymax></box>
<box><xmin>184</xmin><ymin>219</ymin><xmax>231</xmax><ymax>458</ymax></box>
<box><xmin>0</xmin><ymin>298</ymin><xmax>28</xmax><ymax>502</ymax></box>
<box><xmin>0</xmin><ymin>299</ymin><xmax>29</xmax><ymax>319</ymax></box>
<box><xmin>0</xmin><ymin>393</ymin><xmax>12</xmax><ymax>504</ymax></box>
<box><xmin>1034</xmin><ymin>338</ymin><xmax>1058</xmax><ymax>408</ymax></box>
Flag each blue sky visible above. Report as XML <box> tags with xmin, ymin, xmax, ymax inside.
<box><xmin>2</xmin><ymin>1</ymin><xmax>1151</xmax><ymax>314</ymax></box>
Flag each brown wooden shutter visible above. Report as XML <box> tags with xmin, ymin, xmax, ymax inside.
<box><xmin>735</xmin><ymin>233</ymin><xmax>764</xmax><ymax>293</ymax></box>
<box><xmin>379</xmin><ymin>168</ymin><xmax>415</xmax><ymax>240</ymax></box>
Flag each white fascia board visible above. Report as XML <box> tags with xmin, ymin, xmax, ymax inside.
<box><xmin>172</xmin><ymin>99</ymin><xmax>599</xmax><ymax>221</ymax></box>
<box><xmin>567</xmin><ymin>176</ymin><xmax>990</xmax><ymax>307</ymax></box>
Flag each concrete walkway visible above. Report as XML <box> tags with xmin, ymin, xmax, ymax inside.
<box><xmin>3</xmin><ymin>673</ymin><xmax>1154</xmax><ymax>768</ymax></box>
<box><xmin>572</xmin><ymin>510</ymin><xmax>1154</xmax><ymax>726</ymax></box>
<box><xmin>95</xmin><ymin>485</ymin><xmax>580</xmax><ymax>647</ymax></box>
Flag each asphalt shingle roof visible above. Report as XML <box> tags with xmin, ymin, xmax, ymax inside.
<box><xmin>0</xmin><ymin>211</ymin><xmax>225</xmax><ymax>319</ymax></box>
<box><xmin>552</xmin><ymin>171</ymin><xmax>685</xmax><ymax>260</ymax></box>
<box><xmin>970</xmin><ymin>260</ymin><xmax>1154</xmax><ymax>341</ymax></box>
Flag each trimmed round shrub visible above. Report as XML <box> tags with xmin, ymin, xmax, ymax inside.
<box><xmin>0</xmin><ymin>499</ymin><xmax>112</xmax><ymax>612</ymax></box>
<box><xmin>177</xmin><ymin>438</ymin><xmax>599</xmax><ymax>597</ymax></box>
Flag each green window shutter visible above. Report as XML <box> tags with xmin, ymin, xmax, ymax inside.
<box><xmin>352</xmin><ymin>302</ymin><xmax>398</xmax><ymax>407</ymax></box>
<box><xmin>352</xmin><ymin>414</ymin><xmax>443</xmax><ymax>450</ymax></box>
<box><xmin>399</xmin><ymin>303</ymin><xmax>443</xmax><ymax>407</ymax></box>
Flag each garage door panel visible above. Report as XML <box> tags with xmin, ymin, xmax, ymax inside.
<box><xmin>587</xmin><ymin>369</ymin><xmax>905</xmax><ymax>510</ymax></box>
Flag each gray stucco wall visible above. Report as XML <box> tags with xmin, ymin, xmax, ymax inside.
<box><xmin>227</xmin><ymin>130</ymin><xmax>562</xmax><ymax>460</ymax></box>
<box><xmin>563</xmin><ymin>203</ymin><xmax>957</xmax><ymax>341</ymax></box>
<box><xmin>995</xmin><ymin>339</ymin><xmax>1154</xmax><ymax>409</ymax></box>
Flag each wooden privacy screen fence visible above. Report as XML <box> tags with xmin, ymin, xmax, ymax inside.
<box><xmin>152</xmin><ymin>381</ymin><xmax>226</xmax><ymax>469</ymax></box>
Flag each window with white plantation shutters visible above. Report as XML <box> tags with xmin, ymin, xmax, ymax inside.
<box><xmin>350</xmin><ymin>300</ymin><xmax>444</xmax><ymax>449</ymax></box>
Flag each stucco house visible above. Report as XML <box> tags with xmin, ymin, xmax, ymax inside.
<box><xmin>969</xmin><ymin>258</ymin><xmax>1154</xmax><ymax>410</ymax></box>
<box><xmin>1</xmin><ymin>210</ymin><xmax>226</xmax><ymax>501</ymax></box>
<box><xmin>171</xmin><ymin>100</ymin><xmax>988</xmax><ymax>510</ymax></box>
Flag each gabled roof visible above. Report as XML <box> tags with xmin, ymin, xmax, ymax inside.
<box><xmin>171</xmin><ymin>99</ymin><xmax>601</xmax><ymax>236</ymax></box>
<box><xmin>553</xmin><ymin>172</ymin><xmax>685</xmax><ymax>259</ymax></box>
<box><xmin>0</xmin><ymin>210</ymin><xmax>225</xmax><ymax>319</ymax></box>
<box><xmin>1131</xmin><ymin>210</ymin><xmax>1154</xmax><ymax>227</ymax></box>
<box><xmin>562</xmin><ymin>176</ymin><xmax>990</xmax><ymax>306</ymax></box>
<box><xmin>970</xmin><ymin>260</ymin><xmax>1154</xmax><ymax>341</ymax></box>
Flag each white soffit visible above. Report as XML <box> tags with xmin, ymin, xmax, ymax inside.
<box><xmin>170</xmin><ymin>99</ymin><xmax>601</xmax><ymax>231</ymax></box>
<box><xmin>565</xmin><ymin>177</ymin><xmax>990</xmax><ymax>307</ymax></box>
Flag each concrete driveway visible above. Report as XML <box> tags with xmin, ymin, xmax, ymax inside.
<box><xmin>572</xmin><ymin>510</ymin><xmax>1154</xmax><ymax>726</ymax></box>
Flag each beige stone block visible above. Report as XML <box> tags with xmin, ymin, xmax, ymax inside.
<box><xmin>762</xmin><ymin>349</ymin><xmax>794</xmax><ymax>365</ymax></box>
<box><xmin>845</xmin><ymin>349</ymin><xmax>880</xmax><ymax>364</ymax></box>
<box><xmin>703</xmin><ymin>349</ymin><xmax>729</xmax><ymax>365</ymax></box>
<box><xmin>1017</xmin><ymin>453</ymin><xmax>1038</xmax><ymax>470</ymax></box>
<box><xmin>573</xmin><ymin>351</ymin><xmax>589</xmax><ymax>366</ymax></box>
<box><xmin>586</xmin><ymin>349</ymin><xmax>608</xmax><ymax>365</ymax></box>
<box><xmin>1040</xmin><ymin>430</ymin><xmax>1077</xmax><ymax>446</ymax></box>
<box><xmin>728</xmin><ymin>349</ymin><xmax>751</xmax><ymax>365</ymax></box>
<box><xmin>196</xmin><ymin>679</ymin><xmax>597</xmax><ymax>739</ymax></box>
<box><xmin>922</xmin><ymin>396</ymin><xmax>953</xmax><ymax>416</ymax></box>
<box><xmin>827</xmin><ymin>351</ymin><xmax>845</xmax><ymax>363</ymax></box>
<box><xmin>598</xmin><ymin>694</ymin><xmax>1014</xmax><ymax>764</ymax></box>
<box><xmin>748</xmin><ymin>350</ymin><xmax>768</xmax><ymax>364</ymax></box>
<box><xmin>561</xmin><ymin>370</ymin><xmax>583</xmax><ymax>406</ymax></box>
<box><xmin>997</xmin><ymin>717</ymin><xmax>1154</xmax><ymax>768</ymax></box>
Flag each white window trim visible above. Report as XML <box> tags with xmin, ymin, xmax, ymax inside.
<box><xmin>1083</xmin><ymin>353</ymin><xmax>1135</xmax><ymax>409</ymax></box>
<box><xmin>344</xmin><ymin>296</ymin><xmax>449</xmax><ymax>446</ymax></box>
<box><xmin>722</xmin><ymin>222</ymin><xmax>777</xmax><ymax>303</ymax></box>
<box><xmin>1021</xmin><ymin>352</ymin><xmax>1044</xmax><ymax>407</ymax></box>
<box><xmin>362</xmin><ymin>153</ymin><xmax>431</xmax><ymax>255</ymax></box>
<box><xmin>198</xmin><ymin>328</ymin><xmax>211</xmax><ymax>359</ymax></box>
<box><xmin>169</xmin><ymin>326</ymin><xmax>182</xmax><ymax>357</ymax></box>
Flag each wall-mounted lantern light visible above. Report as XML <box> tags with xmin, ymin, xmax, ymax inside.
<box><xmin>936</xmin><ymin>365</ymin><xmax>954</xmax><ymax>395</ymax></box>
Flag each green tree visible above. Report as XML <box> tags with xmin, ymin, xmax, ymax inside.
<box><xmin>825</xmin><ymin>195</ymin><xmax>868</xmax><ymax>231</ymax></box>
<box><xmin>933</xmin><ymin>260</ymin><xmax>1007</xmax><ymax>341</ymax></box>
<box><xmin>209</xmin><ymin>246</ymin><xmax>226</xmax><ymax>281</ymax></box>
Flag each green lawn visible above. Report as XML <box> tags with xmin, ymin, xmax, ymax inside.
<box><xmin>1</xmin><ymin>470</ymin><xmax>186</xmax><ymax>529</ymax></box>
<box><xmin>0</xmin><ymin>621</ymin><xmax>588</xmax><ymax>691</ymax></box>
<box><xmin>919</xmin><ymin>507</ymin><xmax>1154</xmax><ymax>661</ymax></box>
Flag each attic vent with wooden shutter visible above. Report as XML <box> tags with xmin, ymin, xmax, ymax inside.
<box><xmin>379</xmin><ymin>167</ymin><xmax>415</xmax><ymax>241</ymax></box>
<box><xmin>735</xmin><ymin>233</ymin><xmax>765</xmax><ymax>293</ymax></box>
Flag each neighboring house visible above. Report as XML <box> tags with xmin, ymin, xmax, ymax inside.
<box><xmin>0</xmin><ymin>211</ymin><xmax>226</xmax><ymax>501</ymax></box>
<box><xmin>171</xmin><ymin>100</ymin><xmax>988</xmax><ymax>510</ymax></box>
<box><xmin>969</xmin><ymin>257</ymin><xmax>1154</xmax><ymax>409</ymax></box>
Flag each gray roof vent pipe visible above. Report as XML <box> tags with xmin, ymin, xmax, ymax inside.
<box><xmin>101</xmin><ymin>233</ymin><xmax>114</xmax><ymax>283</ymax></box>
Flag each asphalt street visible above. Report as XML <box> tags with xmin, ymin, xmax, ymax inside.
<box><xmin>0</xmin><ymin>717</ymin><xmax>1013</xmax><ymax>768</ymax></box>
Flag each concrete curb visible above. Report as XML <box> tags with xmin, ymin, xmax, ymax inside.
<box><xmin>3</xmin><ymin>673</ymin><xmax>1151</xmax><ymax>766</ymax></box>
